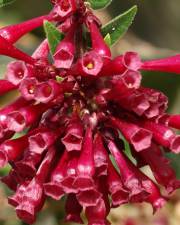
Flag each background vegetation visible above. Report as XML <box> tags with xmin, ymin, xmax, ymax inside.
<box><xmin>0</xmin><ymin>0</ymin><xmax>180</xmax><ymax>224</ymax></box>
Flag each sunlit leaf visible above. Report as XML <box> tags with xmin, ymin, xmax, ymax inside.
<box><xmin>43</xmin><ymin>21</ymin><xmax>64</xmax><ymax>55</ymax></box>
<box><xmin>87</xmin><ymin>0</ymin><xmax>112</xmax><ymax>10</ymax></box>
<box><xmin>101</xmin><ymin>5</ymin><xmax>137</xmax><ymax>46</ymax></box>
<box><xmin>118</xmin><ymin>131</ymin><xmax>137</xmax><ymax>164</ymax></box>
<box><xmin>104</xmin><ymin>33</ymin><xmax>112</xmax><ymax>46</ymax></box>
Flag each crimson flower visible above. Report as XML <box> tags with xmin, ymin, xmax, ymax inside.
<box><xmin>0</xmin><ymin>0</ymin><xmax>180</xmax><ymax>224</ymax></box>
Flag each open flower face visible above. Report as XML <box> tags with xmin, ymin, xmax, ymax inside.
<box><xmin>0</xmin><ymin>0</ymin><xmax>179</xmax><ymax>224</ymax></box>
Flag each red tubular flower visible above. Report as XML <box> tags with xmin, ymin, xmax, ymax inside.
<box><xmin>76</xmin><ymin>188</ymin><xmax>102</xmax><ymax>207</ymax></box>
<box><xmin>88</xmin><ymin>20</ymin><xmax>111</xmax><ymax>59</ymax></box>
<box><xmin>53</xmin><ymin>25</ymin><xmax>76</xmax><ymax>69</ymax></box>
<box><xmin>114</xmin><ymin>92</ymin><xmax>150</xmax><ymax>117</ymax></box>
<box><xmin>111</xmin><ymin>70</ymin><xmax>142</xmax><ymax>91</ymax></box>
<box><xmin>70</xmin><ymin>50</ymin><xmax>104</xmax><ymax>76</ymax></box>
<box><xmin>99</xmin><ymin>70</ymin><xmax>142</xmax><ymax>107</ymax></box>
<box><xmin>141</xmin><ymin>54</ymin><xmax>180</xmax><ymax>74</ymax></box>
<box><xmin>60</xmin><ymin>153</ymin><xmax>79</xmax><ymax>193</ymax></box>
<box><xmin>107</xmin><ymin>158</ymin><xmax>129</xmax><ymax>206</ymax></box>
<box><xmin>122</xmin><ymin>52</ymin><xmax>142</xmax><ymax>71</ymax></box>
<box><xmin>8</xmin><ymin>181</ymin><xmax>30</xmax><ymax>207</ymax></box>
<box><xmin>62</xmin><ymin>118</ymin><xmax>84</xmax><ymax>152</ymax></box>
<box><xmin>0</xmin><ymin>15</ymin><xmax>53</xmax><ymax>44</ymax></box>
<box><xmin>139</xmin><ymin>88</ymin><xmax>168</xmax><ymax>118</ymax></box>
<box><xmin>65</xmin><ymin>194</ymin><xmax>83</xmax><ymax>224</ymax></box>
<box><xmin>108</xmin><ymin>140</ymin><xmax>149</xmax><ymax>203</ymax></box>
<box><xmin>73</xmin><ymin>127</ymin><xmax>95</xmax><ymax>191</ymax></box>
<box><xmin>1</xmin><ymin>169</ymin><xmax>20</xmax><ymax>191</ymax></box>
<box><xmin>19</xmin><ymin>78</ymin><xmax>38</xmax><ymax>100</ymax></box>
<box><xmin>0</xmin><ymin>36</ymin><xmax>35</xmax><ymax>64</ymax></box>
<box><xmin>58</xmin><ymin>16</ymin><xmax>74</xmax><ymax>33</ymax></box>
<box><xmin>74</xmin><ymin>125</ymin><xmax>102</xmax><ymax>207</ymax></box>
<box><xmin>0</xmin><ymin>97</ymin><xmax>31</xmax><ymax>141</ymax></box>
<box><xmin>16</xmin><ymin>147</ymin><xmax>56</xmax><ymax>224</ymax></box>
<box><xmin>102</xmin><ymin>86</ymin><xmax>167</xmax><ymax>119</ymax></box>
<box><xmin>99</xmin><ymin>56</ymin><xmax>125</xmax><ymax>76</ymax></box>
<box><xmin>52</xmin><ymin>0</ymin><xmax>77</xmax><ymax>18</ymax></box>
<box><xmin>138</xmin><ymin>143</ymin><xmax>180</xmax><ymax>194</ymax></box>
<box><xmin>0</xmin><ymin>134</ymin><xmax>28</xmax><ymax>167</ymax></box>
<box><xmin>0</xmin><ymin>80</ymin><xmax>16</xmax><ymax>95</ymax></box>
<box><xmin>99</xmin><ymin>70</ymin><xmax>142</xmax><ymax>105</ymax></box>
<box><xmin>15</xmin><ymin>151</ymin><xmax>42</xmax><ymax>179</ymax></box>
<box><xmin>93</xmin><ymin>133</ymin><xmax>108</xmax><ymax>177</ymax></box>
<box><xmin>112</xmin><ymin>52</ymin><xmax>142</xmax><ymax>73</ymax></box>
<box><xmin>158</xmin><ymin>114</ymin><xmax>180</xmax><ymax>130</ymax></box>
<box><xmin>0</xmin><ymin>130</ymin><xmax>15</xmax><ymax>146</ymax></box>
<box><xmin>85</xmin><ymin>196</ymin><xmax>110</xmax><ymax>225</ymax></box>
<box><xmin>168</xmin><ymin>114</ymin><xmax>180</xmax><ymax>129</ymax></box>
<box><xmin>34</xmin><ymin>79</ymin><xmax>70</xmax><ymax>103</ymax></box>
<box><xmin>101</xmin><ymin>52</ymin><xmax>180</xmax><ymax>76</ymax></box>
<box><xmin>142</xmin><ymin>120</ymin><xmax>180</xmax><ymax>153</ymax></box>
<box><xmin>99</xmin><ymin>52</ymin><xmax>142</xmax><ymax>76</ymax></box>
<box><xmin>32</xmin><ymin>39</ymin><xmax>49</xmax><ymax>60</ymax></box>
<box><xmin>28</xmin><ymin>128</ymin><xmax>62</xmax><ymax>154</ymax></box>
<box><xmin>44</xmin><ymin>150</ymin><xmax>68</xmax><ymax>200</ymax></box>
<box><xmin>108</xmin><ymin>140</ymin><xmax>167</xmax><ymax>211</ymax></box>
<box><xmin>5</xmin><ymin>61</ymin><xmax>34</xmax><ymax>85</ymax></box>
<box><xmin>142</xmin><ymin>180</ymin><xmax>167</xmax><ymax>213</ymax></box>
<box><xmin>0</xmin><ymin>1</ymin><xmax>179</xmax><ymax>224</ymax></box>
<box><xmin>110</xmin><ymin>117</ymin><xmax>152</xmax><ymax>152</ymax></box>
<box><xmin>6</xmin><ymin>103</ymin><xmax>49</xmax><ymax>132</ymax></box>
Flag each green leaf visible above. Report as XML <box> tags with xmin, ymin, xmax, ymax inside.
<box><xmin>101</xmin><ymin>5</ymin><xmax>137</xmax><ymax>46</ymax></box>
<box><xmin>43</xmin><ymin>21</ymin><xmax>64</xmax><ymax>55</ymax></box>
<box><xmin>166</xmin><ymin>153</ymin><xmax>180</xmax><ymax>179</ymax></box>
<box><xmin>0</xmin><ymin>165</ymin><xmax>11</xmax><ymax>176</ymax></box>
<box><xmin>109</xmin><ymin>154</ymin><xmax>120</xmax><ymax>173</ymax></box>
<box><xmin>0</xmin><ymin>0</ymin><xmax>16</xmax><ymax>7</ymax></box>
<box><xmin>118</xmin><ymin>131</ymin><xmax>137</xmax><ymax>164</ymax></box>
<box><xmin>56</xmin><ymin>75</ymin><xmax>64</xmax><ymax>83</ymax></box>
<box><xmin>104</xmin><ymin>33</ymin><xmax>112</xmax><ymax>46</ymax></box>
<box><xmin>87</xmin><ymin>0</ymin><xmax>112</xmax><ymax>10</ymax></box>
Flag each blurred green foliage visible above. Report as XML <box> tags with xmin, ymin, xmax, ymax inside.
<box><xmin>0</xmin><ymin>1</ymin><xmax>180</xmax><ymax>225</ymax></box>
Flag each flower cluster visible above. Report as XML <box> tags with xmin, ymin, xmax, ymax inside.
<box><xmin>0</xmin><ymin>0</ymin><xmax>180</xmax><ymax>224</ymax></box>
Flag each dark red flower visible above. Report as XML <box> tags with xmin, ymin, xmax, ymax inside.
<box><xmin>0</xmin><ymin>0</ymin><xmax>179</xmax><ymax>224</ymax></box>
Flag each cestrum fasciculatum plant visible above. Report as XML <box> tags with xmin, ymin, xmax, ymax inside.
<box><xmin>0</xmin><ymin>0</ymin><xmax>180</xmax><ymax>224</ymax></box>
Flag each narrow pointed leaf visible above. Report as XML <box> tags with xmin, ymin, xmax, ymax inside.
<box><xmin>104</xmin><ymin>33</ymin><xmax>112</xmax><ymax>46</ymax></box>
<box><xmin>101</xmin><ymin>5</ymin><xmax>137</xmax><ymax>46</ymax></box>
<box><xmin>109</xmin><ymin>154</ymin><xmax>120</xmax><ymax>173</ymax></box>
<box><xmin>43</xmin><ymin>21</ymin><xmax>64</xmax><ymax>55</ymax></box>
<box><xmin>0</xmin><ymin>0</ymin><xmax>16</xmax><ymax>7</ymax></box>
<box><xmin>87</xmin><ymin>0</ymin><xmax>112</xmax><ymax>10</ymax></box>
<box><xmin>118</xmin><ymin>131</ymin><xmax>137</xmax><ymax>164</ymax></box>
